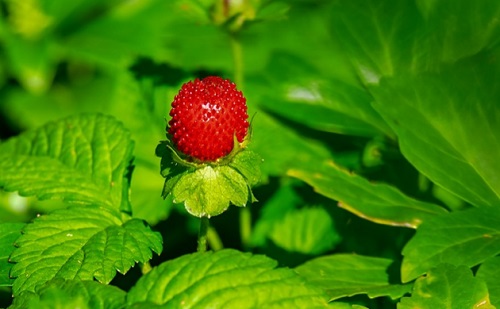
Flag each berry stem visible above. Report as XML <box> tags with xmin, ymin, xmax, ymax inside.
<box><xmin>230</xmin><ymin>31</ymin><xmax>253</xmax><ymax>249</ymax></box>
<box><xmin>230</xmin><ymin>34</ymin><xmax>244</xmax><ymax>87</ymax></box>
<box><xmin>197</xmin><ymin>216</ymin><xmax>210</xmax><ymax>253</ymax></box>
<box><xmin>207</xmin><ymin>226</ymin><xmax>224</xmax><ymax>251</ymax></box>
<box><xmin>240</xmin><ymin>207</ymin><xmax>252</xmax><ymax>249</ymax></box>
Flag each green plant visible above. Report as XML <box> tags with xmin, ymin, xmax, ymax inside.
<box><xmin>1</xmin><ymin>0</ymin><xmax>499</xmax><ymax>308</ymax></box>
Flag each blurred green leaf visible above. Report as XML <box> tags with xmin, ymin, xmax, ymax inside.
<box><xmin>255</xmin><ymin>53</ymin><xmax>392</xmax><ymax>137</ymax></box>
<box><xmin>288</xmin><ymin>160</ymin><xmax>447</xmax><ymax>228</ymax></box>
<box><xmin>127</xmin><ymin>249</ymin><xmax>329</xmax><ymax>308</ymax></box>
<box><xmin>331</xmin><ymin>0</ymin><xmax>500</xmax><ymax>82</ymax></box>
<box><xmin>250</xmin><ymin>181</ymin><xmax>303</xmax><ymax>247</ymax></box>
<box><xmin>9</xmin><ymin>279</ymin><xmax>126</xmax><ymax>309</ymax></box>
<box><xmin>269</xmin><ymin>206</ymin><xmax>341</xmax><ymax>255</ymax></box>
<box><xmin>247</xmin><ymin>111</ymin><xmax>332</xmax><ymax>178</ymax></box>
<box><xmin>402</xmin><ymin>207</ymin><xmax>500</xmax><ymax>283</ymax></box>
<box><xmin>477</xmin><ymin>256</ymin><xmax>500</xmax><ymax>307</ymax></box>
<box><xmin>0</xmin><ymin>222</ymin><xmax>24</xmax><ymax>286</ymax></box>
<box><xmin>10</xmin><ymin>205</ymin><xmax>162</xmax><ymax>294</ymax></box>
<box><xmin>399</xmin><ymin>264</ymin><xmax>494</xmax><ymax>309</ymax></box>
<box><xmin>61</xmin><ymin>0</ymin><xmax>170</xmax><ymax>68</ymax></box>
<box><xmin>371</xmin><ymin>52</ymin><xmax>500</xmax><ymax>207</ymax></box>
<box><xmin>296</xmin><ymin>254</ymin><xmax>412</xmax><ymax>301</ymax></box>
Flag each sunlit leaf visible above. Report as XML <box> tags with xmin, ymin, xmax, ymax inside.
<box><xmin>296</xmin><ymin>254</ymin><xmax>411</xmax><ymax>301</ymax></box>
<box><xmin>127</xmin><ymin>249</ymin><xmax>329</xmax><ymax>308</ymax></box>
<box><xmin>288</xmin><ymin>160</ymin><xmax>447</xmax><ymax>228</ymax></box>
<box><xmin>0</xmin><ymin>222</ymin><xmax>24</xmax><ymax>286</ymax></box>
<box><xmin>9</xmin><ymin>279</ymin><xmax>126</xmax><ymax>309</ymax></box>
<box><xmin>399</xmin><ymin>264</ymin><xmax>494</xmax><ymax>309</ymax></box>
<box><xmin>402</xmin><ymin>207</ymin><xmax>500</xmax><ymax>282</ymax></box>
<box><xmin>0</xmin><ymin>114</ymin><xmax>134</xmax><ymax>211</ymax></box>
<box><xmin>10</xmin><ymin>205</ymin><xmax>162</xmax><ymax>294</ymax></box>
<box><xmin>477</xmin><ymin>256</ymin><xmax>500</xmax><ymax>307</ymax></box>
<box><xmin>371</xmin><ymin>53</ymin><xmax>500</xmax><ymax>207</ymax></box>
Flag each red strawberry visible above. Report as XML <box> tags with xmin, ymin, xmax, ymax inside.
<box><xmin>168</xmin><ymin>76</ymin><xmax>249</xmax><ymax>162</ymax></box>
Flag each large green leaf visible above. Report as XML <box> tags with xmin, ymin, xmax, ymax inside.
<box><xmin>477</xmin><ymin>256</ymin><xmax>500</xmax><ymax>307</ymax></box>
<box><xmin>331</xmin><ymin>0</ymin><xmax>500</xmax><ymax>81</ymax></box>
<box><xmin>370</xmin><ymin>53</ymin><xmax>500</xmax><ymax>208</ymax></box>
<box><xmin>398</xmin><ymin>264</ymin><xmax>494</xmax><ymax>309</ymax></box>
<box><xmin>269</xmin><ymin>207</ymin><xmax>341</xmax><ymax>255</ymax></box>
<box><xmin>401</xmin><ymin>207</ymin><xmax>500</xmax><ymax>282</ymax></box>
<box><xmin>9</xmin><ymin>205</ymin><xmax>162</xmax><ymax>294</ymax></box>
<box><xmin>0</xmin><ymin>114</ymin><xmax>134</xmax><ymax>211</ymax></box>
<box><xmin>127</xmin><ymin>249</ymin><xmax>329</xmax><ymax>308</ymax></box>
<box><xmin>295</xmin><ymin>254</ymin><xmax>412</xmax><ymax>301</ymax></box>
<box><xmin>0</xmin><ymin>223</ymin><xmax>24</xmax><ymax>286</ymax></box>
<box><xmin>10</xmin><ymin>279</ymin><xmax>126</xmax><ymax>309</ymax></box>
<box><xmin>288</xmin><ymin>160</ymin><xmax>447</xmax><ymax>228</ymax></box>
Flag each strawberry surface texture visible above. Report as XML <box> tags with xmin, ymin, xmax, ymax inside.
<box><xmin>168</xmin><ymin>76</ymin><xmax>249</xmax><ymax>162</ymax></box>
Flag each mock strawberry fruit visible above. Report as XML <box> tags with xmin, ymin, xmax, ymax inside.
<box><xmin>168</xmin><ymin>76</ymin><xmax>249</xmax><ymax>162</ymax></box>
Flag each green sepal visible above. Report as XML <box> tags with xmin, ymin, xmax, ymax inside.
<box><xmin>156</xmin><ymin>140</ymin><xmax>262</xmax><ymax>218</ymax></box>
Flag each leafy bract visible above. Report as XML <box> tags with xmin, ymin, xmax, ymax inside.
<box><xmin>371</xmin><ymin>53</ymin><xmax>500</xmax><ymax>208</ymax></box>
<box><xmin>398</xmin><ymin>264</ymin><xmax>494</xmax><ymax>309</ymax></box>
<box><xmin>477</xmin><ymin>257</ymin><xmax>500</xmax><ymax>307</ymax></box>
<box><xmin>0</xmin><ymin>114</ymin><xmax>134</xmax><ymax>211</ymax></box>
<box><xmin>295</xmin><ymin>254</ymin><xmax>411</xmax><ymax>301</ymax></box>
<box><xmin>288</xmin><ymin>160</ymin><xmax>447</xmax><ymax>228</ymax></box>
<box><xmin>9</xmin><ymin>205</ymin><xmax>162</xmax><ymax>294</ymax></box>
<box><xmin>127</xmin><ymin>249</ymin><xmax>329</xmax><ymax>308</ymax></box>
<box><xmin>159</xmin><ymin>144</ymin><xmax>261</xmax><ymax>218</ymax></box>
<box><xmin>0</xmin><ymin>223</ymin><xmax>24</xmax><ymax>286</ymax></box>
<box><xmin>10</xmin><ymin>279</ymin><xmax>126</xmax><ymax>309</ymax></box>
<box><xmin>269</xmin><ymin>207</ymin><xmax>341</xmax><ymax>255</ymax></box>
<box><xmin>402</xmin><ymin>207</ymin><xmax>500</xmax><ymax>282</ymax></box>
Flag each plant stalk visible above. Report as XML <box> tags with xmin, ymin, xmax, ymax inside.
<box><xmin>197</xmin><ymin>216</ymin><xmax>210</xmax><ymax>253</ymax></box>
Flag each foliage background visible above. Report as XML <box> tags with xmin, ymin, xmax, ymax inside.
<box><xmin>0</xmin><ymin>0</ymin><xmax>499</xmax><ymax>308</ymax></box>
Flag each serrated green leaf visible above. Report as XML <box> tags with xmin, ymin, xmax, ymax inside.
<box><xmin>401</xmin><ymin>207</ymin><xmax>500</xmax><ymax>283</ymax></box>
<box><xmin>370</xmin><ymin>53</ymin><xmax>500</xmax><ymax>207</ymax></box>
<box><xmin>10</xmin><ymin>279</ymin><xmax>126</xmax><ymax>309</ymax></box>
<box><xmin>399</xmin><ymin>264</ymin><xmax>494</xmax><ymax>309</ymax></box>
<box><xmin>127</xmin><ymin>249</ymin><xmax>329</xmax><ymax>308</ymax></box>
<box><xmin>9</xmin><ymin>205</ymin><xmax>162</xmax><ymax>294</ymax></box>
<box><xmin>0</xmin><ymin>114</ymin><xmax>134</xmax><ymax>211</ymax></box>
<box><xmin>269</xmin><ymin>207</ymin><xmax>341</xmax><ymax>255</ymax></box>
<box><xmin>0</xmin><ymin>222</ymin><xmax>24</xmax><ymax>286</ymax></box>
<box><xmin>296</xmin><ymin>254</ymin><xmax>412</xmax><ymax>301</ymax></box>
<box><xmin>288</xmin><ymin>160</ymin><xmax>447</xmax><ymax>228</ymax></box>
<box><xmin>172</xmin><ymin>165</ymin><xmax>249</xmax><ymax>218</ymax></box>
<box><xmin>477</xmin><ymin>256</ymin><xmax>500</xmax><ymax>307</ymax></box>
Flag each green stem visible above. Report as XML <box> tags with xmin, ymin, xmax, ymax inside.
<box><xmin>230</xmin><ymin>34</ymin><xmax>244</xmax><ymax>88</ymax></box>
<box><xmin>240</xmin><ymin>207</ymin><xmax>252</xmax><ymax>249</ymax></box>
<box><xmin>207</xmin><ymin>226</ymin><xmax>224</xmax><ymax>251</ymax></box>
<box><xmin>230</xmin><ymin>30</ymin><xmax>252</xmax><ymax>249</ymax></box>
<box><xmin>197</xmin><ymin>216</ymin><xmax>210</xmax><ymax>253</ymax></box>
